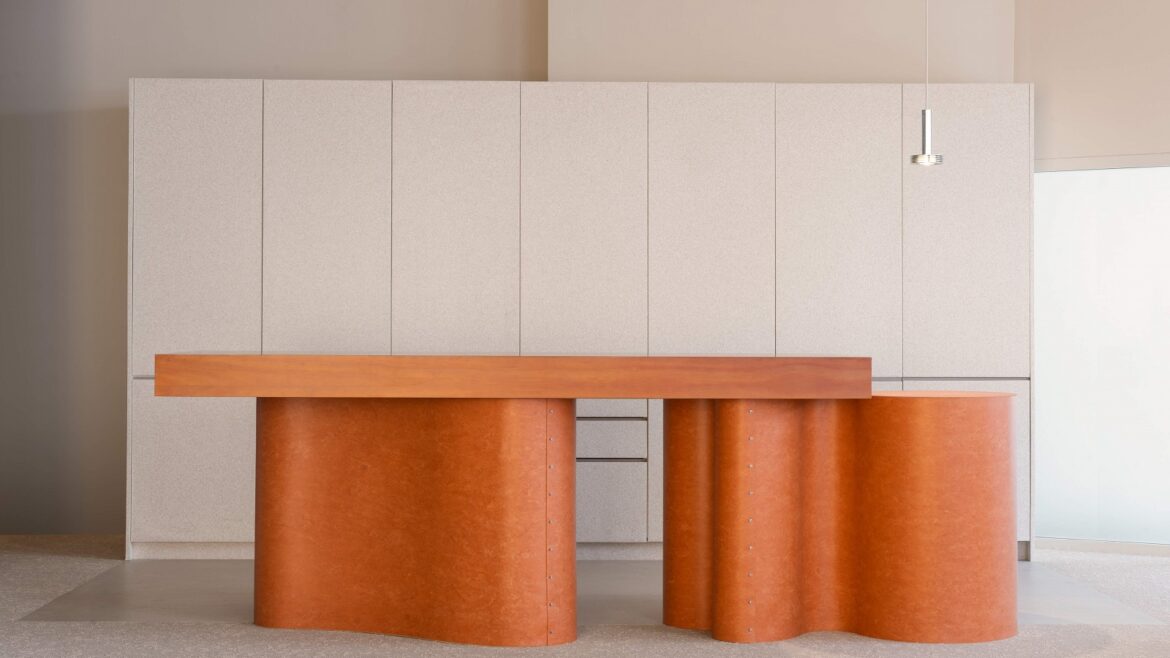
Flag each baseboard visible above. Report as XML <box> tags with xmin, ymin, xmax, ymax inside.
<box><xmin>127</xmin><ymin>541</ymin><xmax>666</xmax><ymax>560</ymax></box>
<box><xmin>127</xmin><ymin>542</ymin><xmax>255</xmax><ymax>559</ymax></box>
<box><xmin>127</xmin><ymin>540</ymin><xmax>1034</xmax><ymax>562</ymax></box>
<box><xmin>577</xmin><ymin>543</ymin><xmax>663</xmax><ymax>560</ymax></box>
<box><xmin>1034</xmin><ymin>537</ymin><xmax>1170</xmax><ymax>557</ymax></box>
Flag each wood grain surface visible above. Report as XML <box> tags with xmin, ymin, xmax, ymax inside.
<box><xmin>154</xmin><ymin>354</ymin><xmax>870</xmax><ymax>399</ymax></box>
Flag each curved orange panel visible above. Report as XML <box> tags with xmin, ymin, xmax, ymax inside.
<box><xmin>662</xmin><ymin>399</ymin><xmax>715</xmax><ymax>630</ymax></box>
<box><xmin>663</xmin><ymin>392</ymin><xmax>1016</xmax><ymax>644</ymax></box>
<box><xmin>255</xmin><ymin>398</ymin><xmax>576</xmax><ymax>647</ymax></box>
<box><xmin>854</xmin><ymin>393</ymin><xmax>1017</xmax><ymax>642</ymax></box>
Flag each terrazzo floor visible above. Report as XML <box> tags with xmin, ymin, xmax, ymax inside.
<box><xmin>3</xmin><ymin>536</ymin><xmax>1169</xmax><ymax>657</ymax></box>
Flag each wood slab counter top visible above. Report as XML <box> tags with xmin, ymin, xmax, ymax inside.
<box><xmin>154</xmin><ymin>354</ymin><xmax>871</xmax><ymax>399</ymax></box>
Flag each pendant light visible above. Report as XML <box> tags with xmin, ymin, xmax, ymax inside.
<box><xmin>911</xmin><ymin>0</ymin><xmax>943</xmax><ymax>166</ymax></box>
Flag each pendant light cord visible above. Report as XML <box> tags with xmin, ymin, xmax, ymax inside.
<box><xmin>924</xmin><ymin>0</ymin><xmax>930</xmax><ymax>109</ymax></box>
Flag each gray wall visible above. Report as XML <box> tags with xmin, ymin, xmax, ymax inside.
<box><xmin>0</xmin><ymin>0</ymin><xmax>547</xmax><ymax>533</ymax></box>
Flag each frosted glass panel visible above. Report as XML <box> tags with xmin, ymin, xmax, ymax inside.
<box><xmin>1035</xmin><ymin>167</ymin><xmax>1170</xmax><ymax>544</ymax></box>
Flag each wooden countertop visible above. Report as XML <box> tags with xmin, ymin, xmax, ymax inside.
<box><xmin>154</xmin><ymin>354</ymin><xmax>871</xmax><ymax>399</ymax></box>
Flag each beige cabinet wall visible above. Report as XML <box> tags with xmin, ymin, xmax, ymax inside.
<box><xmin>902</xmin><ymin>84</ymin><xmax>1032</xmax><ymax>378</ymax></box>
<box><xmin>648</xmin><ymin>83</ymin><xmax>776</xmax><ymax>356</ymax></box>
<box><xmin>130</xmin><ymin>79</ymin><xmax>262</xmax><ymax>377</ymax></box>
<box><xmin>391</xmin><ymin>81</ymin><xmax>521</xmax><ymax>355</ymax></box>
<box><xmin>519</xmin><ymin>82</ymin><xmax>648</xmax><ymax>356</ymax></box>
<box><xmin>129</xmin><ymin>80</ymin><xmax>1032</xmax><ymax>555</ymax></box>
<box><xmin>129</xmin><ymin>381</ymin><xmax>254</xmax><ymax>546</ymax></box>
<box><xmin>775</xmin><ymin>84</ymin><xmax>903</xmax><ymax>377</ymax></box>
<box><xmin>262</xmin><ymin>81</ymin><xmax>393</xmax><ymax>354</ymax></box>
<box><xmin>518</xmin><ymin>82</ymin><xmax>653</xmax><ymax>541</ymax></box>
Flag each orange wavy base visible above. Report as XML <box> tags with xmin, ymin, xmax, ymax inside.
<box><xmin>663</xmin><ymin>393</ymin><xmax>1017</xmax><ymax>644</ymax></box>
<box><xmin>254</xmin><ymin>398</ymin><xmax>576</xmax><ymax>646</ymax></box>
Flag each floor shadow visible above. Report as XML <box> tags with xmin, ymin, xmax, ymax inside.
<box><xmin>0</xmin><ymin>535</ymin><xmax>124</xmax><ymax>559</ymax></box>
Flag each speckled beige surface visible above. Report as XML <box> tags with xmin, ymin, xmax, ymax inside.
<box><xmin>901</xmin><ymin>83</ymin><xmax>1032</xmax><ymax>378</ymax></box>
<box><xmin>261</xmin><ymin>80</ymin><xmax>394</xmax><ymax>355</ymax></box>
<box><xmin>129</xmin><ymin>381</ymin><xmax>255</xmax><ymax>545</ymax></box>
<box><xmin>519</xmin><ymin>82</ymin><xmax>649</xmax><ymax>358</ymax></box>
<box><xmin>6</xmin><ymin>537</ymin><xmax>1170</xmax><ymax>657</ymax></box>
<box><xmin>577</xmin><ymin>463</ymin><xmax>647</xmax><ymax>542</ymax></box>
<box><xmin>130</xmin><ymin>78</ymin><xmax>263</xmax><ymax>377</ymax></box>
<box><xmin>775</xmin><ymin>84</ymin><xmax>903</xmax><ymax>378</ymax></box>
<box><xmin>391</xmin><ymin>81</ymin><xmax>521</xmax><ymax>355</ymax></box>
<box><xmin>647</xmin><ymin>83</ymin><xmax>776</xmax><ymax>357</ymax></box>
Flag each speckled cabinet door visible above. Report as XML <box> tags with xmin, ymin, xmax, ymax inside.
<box><xmin>648</xmin><ymin>83</ymin><xmax>776</xmax><ymax>356</ymax></box>
<box><xmin>262</xmin><ymin>81</ymin><xmax>393</xmax><ymax>354</ymax></box>
<box><xmin>392</xmin><ymin>81</ymin><xmax>520</xmax><ymax>355</ymax></box>
<box><xmin>902</xmin><ymin>84</ymin><xmax>1032</xmax><ymax>377</ymax></box>
<box><xmin>519</xmin><ymin>82</ymin><xmax>648</xmax><ymax>357</ymax></box>
<box><xmin>576</xmin><ymin>461</ymin><xmax>647</xmax><ymax>543</ymax></box>
<box><xmin>520</xmin><ymin>82</ymin><xmax>652</xmax><ymax>542</ymax></box>
<box><xmin>130</xmin><ymin>79</ymin><xmax>262</xmax><ymax>376</ymax></box>
<box><xmin>129</xmin><ymin>381</ymin><xmax>255</xmax><ymax>544</ymax></box>
<box><xmin>776</xmin><ymin>85</ymin><xmax>903</xmax><ymax>378</ymax></box>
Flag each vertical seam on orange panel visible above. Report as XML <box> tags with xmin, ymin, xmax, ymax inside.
<box><xmin>543</xmin><ymin>398</ymin><xmax>550</xmax><ymax>643</ymax></box>
<box><xmin>746</xmin><ymin>402</ymin><xmax>757</xmax><ymax>639</ymax></box>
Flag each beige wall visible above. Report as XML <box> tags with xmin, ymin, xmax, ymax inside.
<box><xmin>7</xmin><ymin>0</ymin><xmax>1169</xmax><ymax>535</ymax></box>
<box><xmin>548</xmin><ymin>0</ymin><xmax>1015</xmax><ymax>83</ymax></box>
<box><xmin>1016</xmin><ymin>0</ymin><xmax>1170</xmax><ymax>170</ymax></box>
<box><xmin>0</xmin><ymin>0</ymin><xmax>546</xmax><ymax>534</ymax></box>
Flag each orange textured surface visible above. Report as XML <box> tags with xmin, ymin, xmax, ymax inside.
<box><xmin>663</xmin><ymin>392</ymin><xmax>1017</xmax><ymax>644</ymax></box>
<box><xmin>154</xmin><ymin>354</ymin><xmax>870</xmax><ymax>400</ymax></box>
<box><xmin>254</xmin><ymin>397</ymin><xmax>576</xmax><ymax>646</ymax></box>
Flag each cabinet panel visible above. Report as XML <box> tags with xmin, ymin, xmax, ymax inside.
<box><xmin>262</xmin><ymin>81</ymin><xmax>393</xmax><ymax>353</ymax></box>
<box><xmin>776</xmin><ymin>85</ymin><xmax>903</xmax><ymax>377</ymax></box>
<box><xmin>647</xmin><ymin>399</ymin><xmax>664</xmax><ymax>542</ymax></box>
<box><xmin>130</xmin><ymin>380</ymin><xmax>254</xmax><ymax>542</ymax></box>
<box><xmin>577</xmin><ymin>398</ymin><xmax>648</xmax><ymax>418</ymax></box>
<box><xmin>648</xmin><ymin>83</ymin><xmax>775</xmax><ymax>355</ymax></box>
<box><xmin>392</xmin><ymin>81</ymin><xmax>520</xmax><ymax>354</ymax></box>
<box><xmin>903</xmin><ymin>84</ymin><xmax>1031</xmax><ymax>377</ymax></box>
<box><xmin>520</xmin><ymin>82</ymin><xmax>648</xmax><ymax>356</ymax></box>
<box><xmin>577</xmin><ymin>462</ymin><xmax>648</xmax><ymax>542</ymax></box>
<box><xmin>131</xmin><ymin>79</ymin><xmax>261</xmax><ymax>376</ymax></box>
<box><xmin>577</xmin><ymin>420</ymin><xmax>647</xmax><ymax>459</ymax></box>
<box><xmin>905</xmin><ymin>378</ymin><xmax>1031</xmax><ymax>541</ymax></box>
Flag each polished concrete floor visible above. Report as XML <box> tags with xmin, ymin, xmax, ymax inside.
<box><xmin>4</xmin><ymin>536</ymin><xmax>1170</xmax><ymax>657</ymax></box>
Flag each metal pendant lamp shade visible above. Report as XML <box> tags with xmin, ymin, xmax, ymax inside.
<box><xmin>911</xmin><ymin>109</ymin><xmax>943</xmax><ymax>165</ymax></box>
<box><xmin>911</xmin><ymin>0</ymin><xmax>943</xmax><ymax>166</ymax></box>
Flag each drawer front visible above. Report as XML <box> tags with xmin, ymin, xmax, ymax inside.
<box><xmin>576</xmin><ymin>398</ymin><xmax>648</xmax><ymax>418</ymax></box>
<box><xmin>576</xmin><ymin>462</ymin><xmax>648</xmax><ymax>543</ymax></box>
<box><xmin>577</xmin><ymin>419</ymin><xmax>647</xmax><ymax>459</ymax></box>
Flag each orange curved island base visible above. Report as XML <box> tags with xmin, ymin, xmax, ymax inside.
<box><xmin>664</xmin><ymin>392</ymin><xmax>1018</xmax><ymax>644</ymax></box>
<box><xmin>152</xmin><ymin>355</ymin><xmax>1011</xmax><ymax>646</ymax></box>
<box><xmin>254</xmin><ymin>397</ymin><xmax>577</xmax><ymax>646</ymax></box>
<box><xmin>157</xmin><ymin>355</ymin><xmax>870</xmax><ymax>647</ymax></box>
